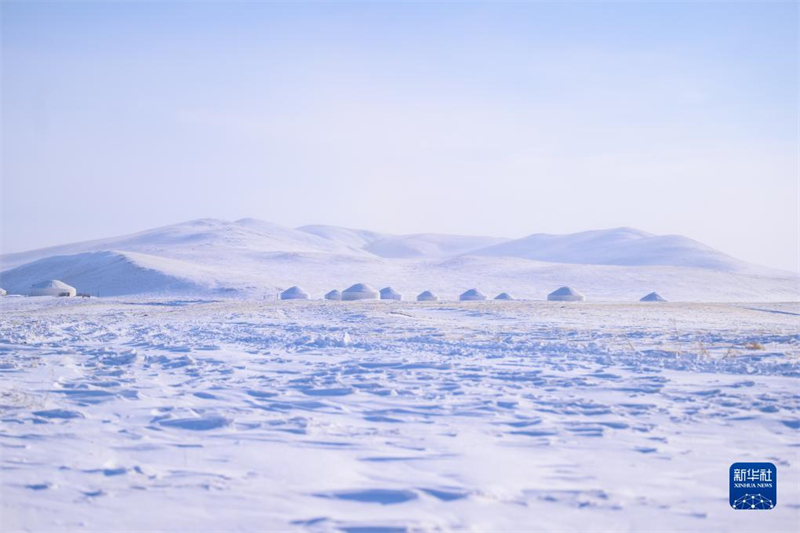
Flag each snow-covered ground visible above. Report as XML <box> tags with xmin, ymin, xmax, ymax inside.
<box><xmin>1</xmin><ymin>296</ymin><xmax>798</xmax><ymax>532</ymax></box>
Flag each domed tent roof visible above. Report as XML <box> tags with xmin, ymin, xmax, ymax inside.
<box><xmin>494</xmin><ymin>292</ymin><xmax>514</xmax><ymax>300</ymax></box>
<box><xmin>342</xmin><ymin>283</ymin><xmax>379</xmax><ymax>301</ymax></box>
<box><xmin>379</xmin><ymin>287</ymin><xmax>403</xmax><ymax>301</ymax></box>
<box><xmin>32</xmin><ymin>280</ymin><xmax>72</xmax><ymax>290</ymax></box>
<box><xmin>324</xmin><ymin>289</ymin><xmax>342</xmax><ymax>301</ymax></box>
<box><xmin>459</xmin><ymin>288</ymin><xmax>487</xmax><ymax>301</ymax></box>
<box><xmin>417</xmin><ymin>290</ymin><xmax>439</xmax><ymax>302</ymax></box>
<box><xmin>547</xmin><ymin>286</ymin><xmax>585</xmax><ymax>301</ymax></box>
<box><xmin>29</xmin><ymin>279</ymin><xmax>76</xmax><ymax>297</ymax></box>
<box><xmin>280</xmin><ymin>286</ymin><xmax>309</xmax><ymax>300</ymax></box>
<box><xmin>640</xmin><ymin>292</ymin><xmax>666</xmax><ymax>302</ymax></box>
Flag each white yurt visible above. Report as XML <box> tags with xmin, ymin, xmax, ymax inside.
<box><xmin>29</xmin><ymin>280</ymin><xmax>76</xmax><ymax>297</ymax></box>
<box><xmin>280</xmin><ymin>286</ymin><xmax>309</xmax><ymax>300</ymax></box>
<box><xmin>0</xmin><ymin>287</ymin><xmax>6</xmax><ymax>296</ymax></box>
<box><xmin>379</xmin><ymin>287</ymin><xmax>403</xmax><ymax>301</ymax></box>
<box><xmin>640</xmin><ymin>292</ymin><xmax>666</xmax><ymax>302</ymax></box>
<box><xmin>494</xmin><ymin>292</ymin><xmax>514</xmax><ymax>300</ymax></box>
<box><xmin>342</xmin><ymin>283</ymin><xmax>379</xmax><ymax>301</ymax></box>
<box><xmin>325</xmin><ymin>289</ymin><xmax>342</xmax><ymax>301</ymax></box>
<box><xmin>547</xmin><ymin>286</ymin><xmax>585</xmax><ymax>302</ymax></box>
<box><xmin>459</xmin><ymin>288</ymin><xmax>487</xmax><ymax>301</ymax></box>
<box><xmin>417</xmin><ymin>290</ymin><xmax>439</xmax><ymax>302</ymax></box>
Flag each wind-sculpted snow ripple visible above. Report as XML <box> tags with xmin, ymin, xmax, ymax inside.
<box><xmin>0</xmin><ymin>298</ymin><xmax>798</xmax><ymax>532</ymax></box>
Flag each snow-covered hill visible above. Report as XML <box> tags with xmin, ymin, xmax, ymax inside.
<box><xmin>0</xmin><ymin>218</ymin><xmax>370</xmax><ymax>271</ymax></box>
<box><xmin>297</xmin><ymin>225</ymin><xmax>386</xmax><ymax>251</ymax></box>
<box><xmin>470</xmin><ymin>227</ymin><xmax>756</xmax><ymax>272</ymax></box>
<box><xmin>365</xmin><ymin>233</ymin><xmax>508</xmax><ymax>259</ymax></box>
<box><xmin>298</xmin><ymin>225</ymin><xmax>507</xmax><ymax>258</ymax></box>
<box><xmin>1</xmin><ymin>219</ymin><xmax>797</xmax><ymax>300</ymax></box>
<box><xmin>0</xmin><ymin>251</ymin><xmax>206</xmax><ymax>296</ymax></box>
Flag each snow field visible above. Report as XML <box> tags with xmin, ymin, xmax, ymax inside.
<box><xmin>0</xmin><ymin>298</ymin><xmax>798</xmax><ymax>532</ymax></box>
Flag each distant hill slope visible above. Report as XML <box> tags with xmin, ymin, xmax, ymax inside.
<box><xmin>365</xmin><ymin>233</ymin><xmax>509</xmax><ymax>258</ymax></box>
<box><xmin>297</xmin><ymin>225</ymin><xmax>386</xmax><ymax>250</ymax></box>
<box><xmin>469</xmin><ymin>227</ymin><xmax>758</xmax><ymax>272</ymax></box>
<box><xmin>297</xmin><ymin>225</ymin><xmax>508</xmax><ymax>258</ymax></box>
<box><xmin>0</xmin><ymin>251</ymin><xmax>205</xmax><ymax>296</ymax></box>
<box><xmin>1</xmin><ymin>218</ymin><xmax>370</xmax><ymax>271</ymax></box>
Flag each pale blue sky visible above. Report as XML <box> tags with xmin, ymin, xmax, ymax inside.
<box><xmin>2</xmin><ymin>1</ymin><xmax>798</xmax><ymax>271</ymax></box>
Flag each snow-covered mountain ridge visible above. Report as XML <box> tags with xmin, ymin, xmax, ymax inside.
<box><xmin>1</xmin><ymin>218</ymin><xmax>796</xmax><ymax>300</ymax></box>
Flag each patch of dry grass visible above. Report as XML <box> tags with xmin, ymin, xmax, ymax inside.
<box><xmin>744</xmin><ymin>341</ymin><xmax>765</xmax><ymax>351</ymax></box>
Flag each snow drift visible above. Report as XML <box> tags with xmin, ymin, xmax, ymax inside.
<box><xmin>459</xmin><ymin>288</ymin><xmax>487</xmax><ymax>301</ymax></box>
<box><xmin>280</xmin><ymin>286</ymin><xmax>310</xmax><ymax>300</ymax></box>
<box><xmin>548</xmin><ymin>286</ymin><xmax>586</xmax><ymax>302</ymax></box>
<box><xmin>342</xmin><ymin>283</ymin><xmax>380</xmax><ymax>301</ymax></box>
<box><xmin>379</xmin><ymin>287</ymin><xmax>403</xmax><ymax>301</ymax></box>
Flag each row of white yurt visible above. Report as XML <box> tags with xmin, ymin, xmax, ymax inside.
<box><xmin>5</xmin><ymin>280</ymin><xmax>665</xmax><ymax>302</ymax></box>
<box><xmin>286</xmin><ymin>284</ymin><xmax>426</xmax><ymax>302</ymax></box>
<box><xmin>458</xmin><ymin>289</ymin><xmax>518</xmax><ymax>301</ymax></box>
<box><xmin>280</xmin><ymin>284</ymin><xmax>666</xmax><ymax>302</ymax></box>
<box><xmin>546</xmin><ymin>287</ymin><xmax>667</xmax><ymax>302</ymax></box>
<box><xmin>281</xmin><ymin>283</ymin><xmax>382</xmax><ymax>301</ymax></box>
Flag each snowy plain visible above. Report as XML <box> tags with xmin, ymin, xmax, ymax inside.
<box><xmin>1</xmin><ymin>296</ymin><xmax>798</xmax><ymax>532</ymax></box>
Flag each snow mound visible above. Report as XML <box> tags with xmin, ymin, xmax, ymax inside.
<box><xmin>459</xmin><ymin>288</ymin><xmax>487</xmax><ymax>301</ymax></box>
<box><xmin>640</xmin><ymin>292</ymin><xmax>667</xmax><ymax>302</ymax></box>
<box><xmin>280</xmin><ymin>286</ymin><xmax>310</xmax><ymax>300</ymax></box>
<box><xmin>342</xmin><ymin>283</ymin><xmax>379</xmax><ymax>301</ymax></box>
<box><xmin>548</xmin><ymin>286</ymin><xmax>586</xmax><ymax>302</ymax></box>
<box><xmin>417</xmin><ymin>290</ymin><xmax>439</xmax><ymax>302</ymax></box>
<box><xmin>379</xmin><ymin>287</ymin><xmax>403</xmax><ymax>301</ymax></box>
<box><xmin>324</xmin><ymin>289</ymin><xmax>342</xmax><ymax>301</ymax></box>
<box><xmin>28</xmin><ymin>279</ymin><xmax>77</xmax><ymax>297</ymax></box>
